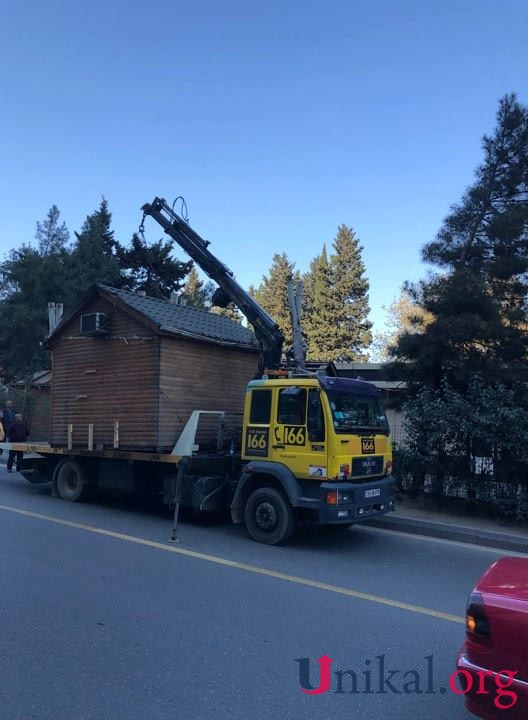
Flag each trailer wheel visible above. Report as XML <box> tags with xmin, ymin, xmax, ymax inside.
<box><xmin>244</xmin><ymin>487</ymin><xmax>295</xmax><ymax>545</ymax></box>
<box><xmin>55</xmin><ymin>460</ymin><xmax>93</xmax><ymax>502</ymax></box>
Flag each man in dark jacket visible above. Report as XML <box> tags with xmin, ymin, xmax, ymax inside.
<box><xmin>3</xmin><ymin>400</ymin><xmax>16</xmax><ymax>435</ymax></box>
<box><xmin>7</xmin><ymin>414</ymin><xmax>29</xmax><ymax>473</ymax></box>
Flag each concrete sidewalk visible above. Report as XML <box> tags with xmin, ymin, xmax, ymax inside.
<box><xmin>366</xmin><ymin>496</ymin><xmax>528</xmax><ymax>553</ymax></box>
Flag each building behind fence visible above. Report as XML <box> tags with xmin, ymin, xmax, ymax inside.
<box><xmin>6</xmin><ymin>370</ymin><xmax>51</xmax><ymax>442</ymax></box>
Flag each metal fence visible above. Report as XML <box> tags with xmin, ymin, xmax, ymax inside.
<box><xmin>393</xmin><ymin>447</ymin><xmax>528</xmax><ymax>518</ymax></box>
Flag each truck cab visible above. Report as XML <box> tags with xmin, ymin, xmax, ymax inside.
<box><xmin>233</xmin><ymin>374</ymin><xmax>396</xmax><ymax>543</ymax></box>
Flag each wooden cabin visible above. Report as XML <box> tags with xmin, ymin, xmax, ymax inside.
<box><xmin>46</xmin><ymin>285</ymin><xmax>259</xmax><ymax>451</ymax></box>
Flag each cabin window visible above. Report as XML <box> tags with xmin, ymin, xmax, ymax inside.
<box><xmin>249</xmin><ymin>390</ymin><xmax>272</xmax><ymax>424</ymax></box>
<box><xmin>79</xmin><ymin>312</ymin><xmax>111</xmax><ymax>336</ymax></box>
<box><xmin>277</xmin><ymin>387</ymin><xmax>307</xmax><ymax>426</ymax></box>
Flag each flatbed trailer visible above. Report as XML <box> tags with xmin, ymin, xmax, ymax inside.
<box><xmin>1</xmin><ymin>438</ymin><xmax>241</xmax><ymax>514</ymax></box>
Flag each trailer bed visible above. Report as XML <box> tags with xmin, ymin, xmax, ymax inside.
<box><xmin>0</xmin><ymin>442</ymin><xmax>182</xmax><ymax>465</ymax></box>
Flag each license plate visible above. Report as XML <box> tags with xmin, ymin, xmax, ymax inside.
<box><xmin>365</xmin><ymin>488</ymin><xmax>381</xmax><ymax>498</ymax></box>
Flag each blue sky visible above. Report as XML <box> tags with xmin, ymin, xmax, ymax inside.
<box><xmin>1</xmin><ymin>0</ymin><xmax>526</xmax><ymax>333</ymax></box>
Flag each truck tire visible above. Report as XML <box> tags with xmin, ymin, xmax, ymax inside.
<box><xmin>55</xmin><ymin>460</ymin><xmax>94</xmax><ymax>502</ymax></box>
<box><xmin>244</xmin><ymin>487</ymin><xmax>295</xmax><ymax>545</ymax></box>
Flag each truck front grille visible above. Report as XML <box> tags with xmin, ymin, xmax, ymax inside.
<box><xmin>351</xmin><ymin>456</ymin><xmax>383</xmax><ymax>479</ymax></box>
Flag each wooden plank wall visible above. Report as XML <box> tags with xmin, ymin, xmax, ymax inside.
<box><xmin>158</xmin><ymin>337</ymin><xmax>259</xmax><ymax>452</ymax></box>
<box><xmin>50</xmin><ymin>297</ymin><xmax>160</xmax><ymax>449</ymax></box>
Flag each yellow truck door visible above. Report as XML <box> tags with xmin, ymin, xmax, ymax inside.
<box><xmin>270</xmin><ymin>386</ymin><xmax>328</xmax><ymax>480</ymax></box>
<box><xmin>243</xmin><ymin>387</ymin><xmax>273</xmax><ymax>459</ymax></box>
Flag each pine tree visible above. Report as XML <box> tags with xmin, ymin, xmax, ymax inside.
<box><xmin>330</xmin><ymin>224</ymin><xmax>372</xmax><ymax>360</ymax></box>
<box><xmin>303</xmin><ymin>246</ymin><xmax>340</xmax><ymax>359</ymax></box>
<box><xmin>180</xmin><ymin>266</ymin><xmax>213</xmax><ymax>308</ymax></box>
<box><xmin>0</xmin><ymin>207</ymin><xmax>72</xmax><ymax>378</ymax></box>
<box><xmin>424</xmin><ymin>94</ymin><xmax>528</xmax><ymax>285</ymax></box>
<box><xmin>69</xmin><ymin>198</ymin><xmax>122</xmax><ymax>295</ymax></box>
<box><xmin>36</xmin><ymin>205</ymin><xmax>69</xmax><ymax>256</ymax></box>
<box><xmin>252</xmin><ymin>253</ymin><xmax>297</xmax><ymax>347</ymax></box>
<box><xmin>394</xmin><ymin>94</ymin><xmax>528</xmax><ymax>391</ymax></box>
<box><xmin>116</xmin><ymin>233</ymin><xmax>192</xmax><ymax>299</ymax></box>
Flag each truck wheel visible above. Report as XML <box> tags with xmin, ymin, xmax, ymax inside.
<box><xmin>244</xmin><ymin>487</ymin><xmax>295</xmax><ymax>545</ymax></box>
<box><xmin>55</xmin><ymin>460</ymin><xmax>94</xmax><ymax>502</ymax></box>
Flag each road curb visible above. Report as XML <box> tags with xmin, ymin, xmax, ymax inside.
<box><xmin>364</xmin><ymin>514</ymin><xmax>528</xmax><ymax>553</ymax></box>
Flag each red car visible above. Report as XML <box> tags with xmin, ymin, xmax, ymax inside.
<box><xmin>456</xmin><ymin>557</ymin><xmax>528</xmax><ymax>719</ymax></box>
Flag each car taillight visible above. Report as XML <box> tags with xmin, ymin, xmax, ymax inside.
<box><xmin>326</xmin><ymin>491</ymin><xmax>338</xmax><ymax>505</ymax></box>
<box><xmin>466</xmin><ymin>591</ymin><xmax>491</xmax><ymax>645</ymax></box>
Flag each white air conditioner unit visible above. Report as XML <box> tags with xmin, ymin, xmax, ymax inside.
<box><xmin>80</xmin><ymin>312</ymin><xmax>111</xmax><ymax>336</ymax></box>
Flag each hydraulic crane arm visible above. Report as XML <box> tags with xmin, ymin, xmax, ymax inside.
<box><xmin>141</xmin><ymin>197</ymin><xmax>284</xmax><ymax>374</ymax></box>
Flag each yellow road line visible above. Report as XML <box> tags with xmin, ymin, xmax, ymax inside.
<box><xmin>0</xmin><ymin>503</ymin><xmax>465</xmax><ymax>625</ymax></box>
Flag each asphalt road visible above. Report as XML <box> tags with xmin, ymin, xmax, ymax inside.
<box><xmin>1</xmin><ymin>466</ymin><xmax>524</xmax><ymax>720</ymax></box>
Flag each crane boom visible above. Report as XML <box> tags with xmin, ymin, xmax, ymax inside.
<box><xmin>141</xmin><ymin>197</ymin><xmax>284</xmax><ymax>375</ymax></box>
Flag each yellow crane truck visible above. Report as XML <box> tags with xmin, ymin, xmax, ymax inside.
<box><xmin>5</xmin><ymin>197</ymin><xmax>395</xmax><ymax>544</ymax></box>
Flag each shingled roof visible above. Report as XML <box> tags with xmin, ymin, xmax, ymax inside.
<box><xmin>49</xmin><ymin>285</ymin><xmax>258</xmax><ymax>350</ymax></box>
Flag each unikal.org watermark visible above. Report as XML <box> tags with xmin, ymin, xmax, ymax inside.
<box><xmin>295</xmin><ymin>654</ymin><xmax>518</xmax><ymax>710</ymax></box>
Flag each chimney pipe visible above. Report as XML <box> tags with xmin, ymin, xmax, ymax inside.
<box><xmin>48</xmin><ymin>302</ymin><xmax>64</xmax><ymax>335</ymax></box>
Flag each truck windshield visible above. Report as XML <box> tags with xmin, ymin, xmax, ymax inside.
<box><xmin>326</xmin><ymin>390</ymin><xmax>389</xmax><ymax>434</ymax></box>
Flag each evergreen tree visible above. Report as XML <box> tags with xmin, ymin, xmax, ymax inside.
<box><xmin>394</xmin><ymin>94</ymin><xmax>528</xmax><ymax>392</ymax></box>
<box><xmin>36</xmin><ymin>205</ymin><xmax>70</xmax><ymax>255</ymax></box>
<box><xmin>69</xmin><ymin>198</ymin><xmax>122</xmax><ymax>295</ymax></box>
<box><xmin>0</xmin><ymin>207</ymin><xmax>72</xmax><ymax>378</ymax></box>
<box><xmin>252</xmin><ymin>253</ymin><xmax>297</xmax><ymax>347</ymax></box>
<box><xmin>424</xmin><ymin>94</ymin><xmax>528</xmax><ymax>286</ymax></box>
<box><xmin>330</xmin><ymin>224</ymin><xmax>372</xmax><ymax>360</ymax></box>
<box><xmin>117</xmin><ymin>233</ymin><xmax>192</xmax><ymax>299</ymax></box>
<box><xmin>180</xmin><ymin>266</ymin><xmax>214</xmax><ymax>308</ymax></box>
<box><xmin>303</xmin><ymin>246</ymin><xmax>340</xmax><ymax>359</ymax></box>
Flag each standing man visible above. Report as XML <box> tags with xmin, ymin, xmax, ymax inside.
<box><xmin>3</xmin><ymin>400</ymin><xmax>16</xmax><ymax>436</ymax></box>
<box><xmin>2</xmin><ymin>401</ymin><xmax>16</xmax><ymax>460</ymax></box>
<box><xmin>7</xmin><ymin>413</ymin><xmax>29</xmax><ymax>473</ymax></box>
